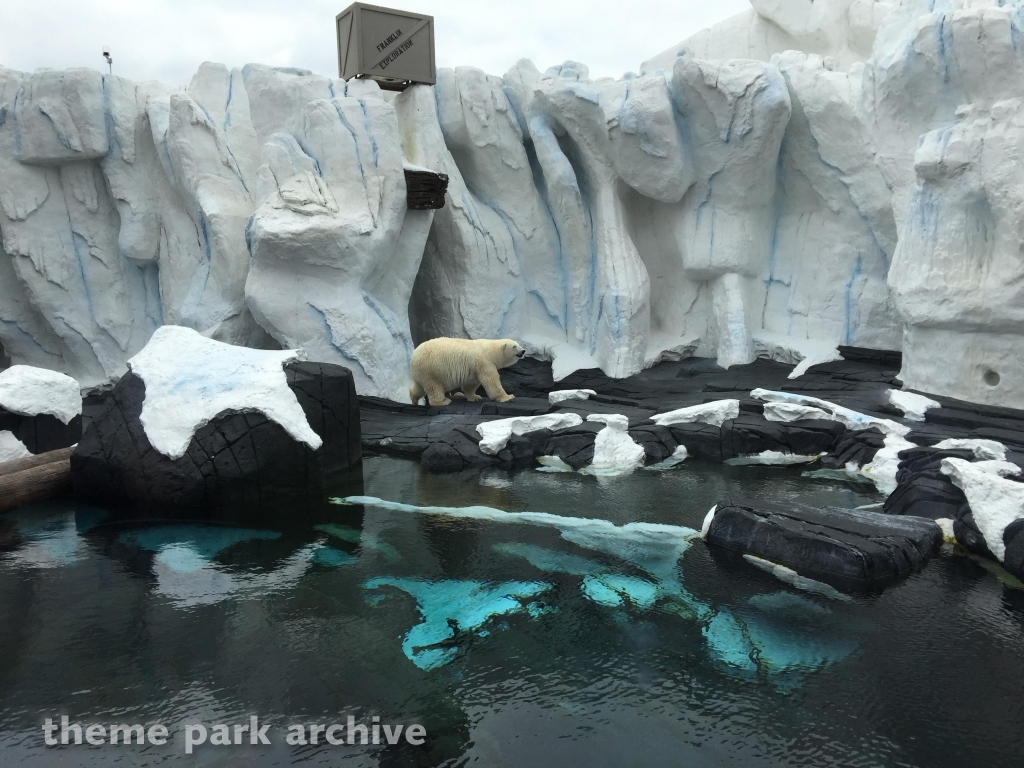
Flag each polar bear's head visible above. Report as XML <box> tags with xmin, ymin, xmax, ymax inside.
<box><xmin>495</xmin><ymin>339</ymin><xmax>526</xmax><ymax>368</ymax></box>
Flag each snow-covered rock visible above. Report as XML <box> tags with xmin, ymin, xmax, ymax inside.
<box><xmin>476</xmin><ymin>413</ymin><xmax>583</xmax><ymax>456</ymax></box>
<box><xmin>0</xmin><ymin>364</ymin><xmax>82</xmax><ymax>455</ymax></box>
<box><xmin>584</xmin><ymin>414</ymin><xmax>646</xmax><ymax>475</ymax></box>
<box><xmin>941</xmin><ymin>457</ymin><xmax>1024</xmax><ymax>564</ymax></box>
<box><xmin>751</xmin><ymin>388</ymin><xmax>910</xmax><ymax>436</ymax></box>
<box><xmin>548</xmin><ymin>389</ymin><xmax>597</xmax><ymax>404</ymax></box>
<box><xmin>72</xmin><ymin>326</ymin><xmax>360</xmax><ymax>509</ymax></box>
<box><xmin>127</xmin><ymin>325</ymin><xmax>320</xmax><ymax>460</ymax></box>
<box><xmin>0</xmin><ymin>365</ymin><xmax>81</xmax><ymax>424</ymax></box>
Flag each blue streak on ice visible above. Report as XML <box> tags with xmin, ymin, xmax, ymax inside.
<box><xmin>307</xmin><ymin>302</ymin><xmax>370</xmax><ymax>378</ymax></box>
<box><xmin>843</xmin><ymin>254</ymin><xmax>863</xmax><ymax>346</ymax></box>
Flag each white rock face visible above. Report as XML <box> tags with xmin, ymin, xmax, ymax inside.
<box><xmin>243</xmin><ymin>66</ymin><xmax>432</xmax><ymax>400</ymax></box>
<box><xmin>0</xmin><ymin>365</ymin><xmax>81</xmax><ymax>424</ymax></box>
<box><xmin>643</xmin><ymin>0</ymin><xmax>897</xmax><ymax>73</ymax></box>
<box><xmin>2</xmin><ymin>1</ymin><xmax>1024</xmax><ymax>409</ymax></box>
<box><xmin>128</xmin><ymin>325</ymin><xmax>321</xmax><ymax>460</ymax></box>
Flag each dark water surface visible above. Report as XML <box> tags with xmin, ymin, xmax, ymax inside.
<box><xmin>1</xmin><ymin>456</ymin><xmax>1023</xmax><ymax>767</ymax></box>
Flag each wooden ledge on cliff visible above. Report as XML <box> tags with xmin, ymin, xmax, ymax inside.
<box><xmin>404</xmin><ymin>164</ymin><xmax>449</xmax><ymax>210</ymax></box>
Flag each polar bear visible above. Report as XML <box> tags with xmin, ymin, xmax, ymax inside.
<box><xmin>409</xmin><ymin>337</ymin><xmax>525</xmax><ymax>406</ymax></box>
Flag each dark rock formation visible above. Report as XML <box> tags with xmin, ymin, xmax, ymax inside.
<box><xmin>72</xmin><ymin>362</ymin><xmax>360</xmax><ymax>510</ymax></box>
<box><xmin>705</xmin><ymin>498</ymin><xmax>942</xmax><ymax>592</ymax></box>
<box><xmin>0</xmin><ymin>406</ymin><xmax>81</xmax><ymax>455</ymax></box>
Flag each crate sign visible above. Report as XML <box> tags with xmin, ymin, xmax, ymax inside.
<box><xmin>336</xmin><ymin>3</ymin><xmax>436</xmax><ymax>90</ymax></box>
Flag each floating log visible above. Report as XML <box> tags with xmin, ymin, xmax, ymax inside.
<box><xmin>405</xmin><ymin>168</ymin><xmax>449</xmax><ymax>210</ymax></box>
<box><xmin>0</xmin><ymin>448</ymin><xmax>74</xmax><ymax>512</ymax></box>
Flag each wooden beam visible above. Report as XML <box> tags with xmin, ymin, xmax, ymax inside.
<box><xmin>405</xmin><ymin>168</ymin><xmax>449</xmax><ymax>210</ymax></box>
<box><xmin>0</xmin><ymin>447</ymin><xmax>75</xmax><ymax>513</ymax></box>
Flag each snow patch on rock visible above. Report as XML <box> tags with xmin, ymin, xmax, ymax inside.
<box><xmin>0</xmin><ymin>365</ymin><xmax>81</xmax><ymax>424</ymax></box>
<box><xmin>652</xmin><ymin>400</ymin><xmax>740</xmax><ymax>428</ymax></box>
<box><xmin>476</xmin><ymin>413</ymin><xmax>583</xmax><ymax>456</ymax></box>
<box><xmin>887</xmin><ymin>390</ymin><xmax>940</xmax><ymax>422</ymax></box>
<box><xmin>128</xmin><ymin>325</ymin><xmax>322</xmax><ymax>460</ymax></box>
<box><xmin>941</xmin><ymin>457</ymin><xmax>1024</xmax><ymax>562</ymax></box>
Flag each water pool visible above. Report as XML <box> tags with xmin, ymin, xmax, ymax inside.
<box><xmin>1</xmin><ymin>456</ymin><xmax>1022</xmax><ymax>767</ymax></box>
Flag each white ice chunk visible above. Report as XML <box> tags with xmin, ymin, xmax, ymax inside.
<box><xmin>701</xmin><ymin>505</ymin><xmax>718</xmax><ymax>538</ymax></box>
<box><xmin>535</xmin><ymin>455</ymin><xmax>574</xmax><ymax>473</ymax></box>
<box><xmin>742</xmin><ymin>555</ymin><xmax>852</xmax><ymax>602</ymax></box>
<box><xmin>762</xmin><ymin>402</ymin><xmax>832</xmax><ymax>423</ymax></box>
<box><xmin>128</xmin><ymin>325</ymin><xmax>322</xmax><ymax>460</ymax></box>
<box><xmin>0</xmin><ymin>365</ymin><xmax>82</xmax><ymax>425</ymax></box>
<box><xmin>725</xmin><ymin>450</ymin><xmax>824</xmax><ymax>466</ymax></box>
<box><xmin>941</xmin><ymin>457</ymin><xmax>1024</xmax><ymax>561</ymax></box>
<box><xmin>751</xmin><ymin>389</ymin><xmax>910</xmax><ymax>437</ymax></box>
<box><xmin>476</xmin><ymin>413</ymin><xmax>583</xmax><ymax>456</ymax></box>
<box><xmin>548</xmin><ymin>389</ymin><xmax>597</xmax><ymax>404</ymax></box>
<box><xmin>583</xmin><ymin>414</ymin><xmax>645</xmax><ymax>476</ymax></box>
<box><xmin>0</xmin><ymin>431</ymin><xmax>32</xmax><ymax>463</ymax></box>
<box><xmin>652</xmin><ymin>400</ymin><xmax>740</xmax><ymax>428</ymax></box>
<box><xmin>887</xmin><ymin>389</ymin><xmax>941</xmax><ymax>422</ymax></box>
<box><xmin>933</xmin><ymin>439</ymin><xmax>1008</xmax><ymax>462</ymax></box>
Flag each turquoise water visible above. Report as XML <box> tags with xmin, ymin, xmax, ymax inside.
<box><xmin>1</xmin><ymin>456</ymin><xmax>1022</xmax><ymax>766</ymax></box>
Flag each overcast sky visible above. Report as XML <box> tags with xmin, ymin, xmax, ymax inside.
<box><xmin>1</xmin><ymin>0</ymin><xmax>750</xmax><ymax>85</ymax></box>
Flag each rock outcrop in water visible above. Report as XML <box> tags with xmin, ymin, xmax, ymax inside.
<box><xmin>72</xmin><ymin>327</ymin><xmax>360</xmax><ymax>509</ymax></box>
<box><xmin>2</xmin><ymin>1</ymin><xmax>1024</xmax><ymax>408</ymax></box>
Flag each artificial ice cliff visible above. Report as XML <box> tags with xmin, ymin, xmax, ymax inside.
<box><xmin>1</xmin><ymin>0</ymin><xmax>1023</xmax><ymax>409</ymax></box>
